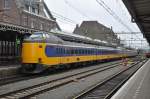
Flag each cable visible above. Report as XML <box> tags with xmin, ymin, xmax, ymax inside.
<box><xmin>57</xmin><ymin>19</ymin><xmax>77</xmax><ymax>26</ymax></box>
<box><xmin>64</xmin><ymin>0</ymin><xmax>92</xmax><ymax>19</ymax></box>
<box><xmin>51</xmin><ymin>11</ymin><xmax>78</xmax><ymax>24</ymax></box>
<box><xmin>96</xmin><ymin>0</ymin><xmax>142</xmax><ymax>40</ymax></box>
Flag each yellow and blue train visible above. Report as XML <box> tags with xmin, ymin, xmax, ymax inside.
<box><xmin>21</xmin><ymin>32</ymin><xmax>137</xmax><ymax>73</ymax></box>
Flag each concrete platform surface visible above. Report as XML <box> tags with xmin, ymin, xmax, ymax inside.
<box><xmin>111</xmin><ymin>59</ymin><xmax>150</xmax><ymax>99</ymax></box>
<box><xmin>0</xmin><ymin>65</ymin><xmax>20</xmax><ymax>78</ymax></box>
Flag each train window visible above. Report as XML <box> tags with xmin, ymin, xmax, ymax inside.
<box><xmin>89</xmin><ymin>50</ymin><xmax>90</xmax><ymax>54</ymax></box>
<box><xmin>71</xmin><ymin>49</ymin><xmax>74</xmax><ymax>54</ymax></box>
<box><xmin>87</xmin><ymin>50</ymin><xmax>89</xmax><ymax>55</ymax></box>
<box><xmin>63</xmin><ymin>48</ymin><xmax>65</xmax><ymax>54</ymax></box>
<box><xmin>79</xmin><ymin>49</ymin><xmax>81</xmax><ymax>55</ymax></box>
<box><xmin>95</xmin><ymin>50</ymin><xmax>96</xmax><ymax>54</ymax></box>
<box><xmin>99</xmin><ymin>50</ymin><xmax>101</xmax><ymax>54</ymax></box>
<box><xmin>43</xmin><ymin>34</ymin><xmax>46</xmax><ymax>39</ymax></box>
<box><xmin>62</xmin><ymin>48</ymin><xmax>64</xmax><ymax>55</ymax></box>
<box><xmin>74</xmin><ymin>49</ymin><xmax>77</xmax><ymax>54</ymax></box>
<box><xmin>58</xmin><ymin>48</ymin><xmax>61</xmax><ymax>55</ymax></box>
<box><xmin>66</xmin><ymin>49</ymin><xmax>70</xmax><ymax>55</ymax></box>
<box><xmin>77</xmin><ymin>49</ymin><xmax>79</xmax><ymax>54</ymax></box>
<box><xmin>85</xmin><ymin>49</ymin><xmax>87</xmax><ymax>54</ymax></box>
<box><xmin>69</xmin><ymin>49</ymin><xmax>71</xmax><ymax>55</ymax></box>
<box><xmin>83</xmin><ymin>49</ymin><xmax>85</xmax><ymax>54</ymax></box>
<box><xmin>60</xmin><ymin>48</ymin><xmax>62</xmax><ymax>54</ymax></box>
<box><xmin>74</xmin><ymin>49</ymin><xmax>77</xmax><ymax>55</ymax></box>
<box><xmin>105</xmin><ymin>50</ymin><xmax>108</xmax><ymax>54</ymax></box>
<box><xmin>78</xmin><ymin>49</ymin><xmax>80</xmax><ymax>55</ymax></box>
<box><xmin>56</xmin><ymin>48</ymin><xmax>59</xmax><ymax>54</ymax></box>
<box><xmin>45</xmin><ymin>34</ymin><xmax>50</xmax><ymax>38</ymax></box>
<box><xmin>101</xmin><ymin>50</ymin><xmax>104</xmax><ymax>54</ymax></box>
<box><xmin>64</xmin><ymin>48</ymin><xmax>67</xmax><ymax>55</ymax></box>
<box><xmin>82</xmin><ymin>49</ymin><xmax>84</xmax><ymax>54</ymax></box>
<box><xmin>27</xmin><ymin>33</ymin><xmax>43</xmax><ymax>40</ymax></box>
<box><xmin>86</xmin><ymin>49</ymin><xmax>87</xmax><ymax>54</ymax></box>
<box><xmin>89</xmin><ymin>50</ymin><xmax>91</xmax><ymax>54</ymax></box>
<box><xmin>76</xmin><ymin>49</ymin><xmax>78</xmax><ymax>54</ymax></box>
<box><xmin>93</xmin><ymin>50</ymin><xmax>95</xmax><ymax>54</ymax></box>
<box><xmin>84</xmin><ymin>49</ymin><xmax>86</xmax><ymax>54</ymax></box>
<box><xmin>86</xmin><ymin>50</ymin><xmax>88</xmax><ymax>55</ymax></box>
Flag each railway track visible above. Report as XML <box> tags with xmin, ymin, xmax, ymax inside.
<box><xmin>0</xmin><ymin>61</ymin><xmax>125</xmax><ymax>99</ymax></box>
<box><xmin>72</xmin><ymin>59</ymin><xmax>147</xmax><ymax>99</ymax></box>
<box><xmin>0</xmin><ymin>74</ymin><xmax>43</xmax><ymax>86</ymax></box>
<box><xmin>0</xmin><ymin>60</ymin><xmax>121</xmax><ymax>86</ymax></box>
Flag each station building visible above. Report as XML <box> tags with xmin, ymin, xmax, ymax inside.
<box><xmin>0</xmin><ymin>0</ymin><xmax>60</xmax><ymax>31</ymax></box>
<box><xmin>74</xmin><ymin>21</ymin><xmax>121</xmax><ymax>46</ymax></box>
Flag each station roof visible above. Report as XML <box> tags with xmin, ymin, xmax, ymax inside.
<box><xmin>122</xmin><ymin>0</ymin><xmax>150</xmax><ymax>44</ymax></box>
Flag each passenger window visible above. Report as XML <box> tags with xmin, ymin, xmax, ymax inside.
<box><xmin>64</xmin><ymin>48</ymin><xmax>66</xmax><ymax>55</ymax></box>
<box><xmin>71</xmin><ymin>49</ymin><xmax>74</xmax><ymax>54</ymax></box>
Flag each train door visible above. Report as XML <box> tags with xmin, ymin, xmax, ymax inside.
<box><xmin>60</xmin><ymin>47</ymin><xmax>67</xmax><ymax>65</ymax></box>
<box><xmin>56</xmin><ymin>46</ymin><xmax>62</xmax><ymax>66</ymax></box>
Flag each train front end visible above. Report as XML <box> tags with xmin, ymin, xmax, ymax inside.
<box><xmin>21</xmin><ymin>32</ymin><xmax>46</xmax><ymax>73</ymax></box>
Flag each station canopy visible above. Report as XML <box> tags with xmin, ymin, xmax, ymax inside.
<box><xmin>122</xmin><ymin>0</ymin><xmax>150</xmax><ymax>44</ymax></box>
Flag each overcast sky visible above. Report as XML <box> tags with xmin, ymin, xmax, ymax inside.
<box><xmin>44</xmin><ymin>0</ymin><xmax>149</xmax><ymax>49</ymax></box>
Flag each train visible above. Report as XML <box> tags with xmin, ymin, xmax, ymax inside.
<box><xmin>21</xmin><ymin>32</ymin><xmax>137</xmax><ymax>73</ymax></box>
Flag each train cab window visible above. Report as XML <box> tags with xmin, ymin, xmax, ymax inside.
<box><xmin>43</xmin><ymin>34</ymin><xmax>47</xmax><ymax>39</ymax></box>
<box><xmin>27</xmin><ymin>33</ymin><xmax>43</xmax><ymax>40</ymax></box>
<box><xmin>45</xmin><ymin>34</ymin><xmax>50</xmax><ymax>38</ymax></box>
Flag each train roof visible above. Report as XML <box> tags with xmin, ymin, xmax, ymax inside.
<box><xmin>50</xmin><ymin>30</ymin><xmax>117</xmax><ymax>48</ymax></box>
<box><xmin>29</xmin><ymin>31</ymin><xmax>132</xmax><ymax>51</ymax></box>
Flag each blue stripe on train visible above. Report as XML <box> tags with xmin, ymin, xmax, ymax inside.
<box><xmin>45</xmin><ymin>45</ymin><xmax>119</xmax><ymax>57</ymax></box>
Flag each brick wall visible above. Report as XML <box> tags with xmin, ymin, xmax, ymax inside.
<box><xmin>0</xmin><ymin>0</ymin><xmax>59</xmax><ymax>32</ymax></box>
<box><xmin>74</xmin><ymin>21</ymin><xmax>120</xmax><ymax>44</ymax></box>
<box><xmin>0</xmin><ymin>0</ymin><xmax>20</xmax><ymax>24</ymax></box>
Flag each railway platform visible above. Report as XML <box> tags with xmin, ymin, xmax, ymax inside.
<box><xmin>0</xmin><ymin>65</ymin><xmax>20</xmax><ymax>78</ymax></box>
<box><xmin>111</xmin><ymin>59</ymin><xmax>150</xmax><ymax>99</ymax></box>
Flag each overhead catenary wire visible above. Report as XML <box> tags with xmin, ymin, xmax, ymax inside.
<box><xmin>64</xmin><ymin>0</ymin><xmax>93</xmax><ymax>20</ymax></box>
<box><xmin>96</xmin><ymin>0</ymin><xmax>142</xmax><ymax>40</ymax></box>
<box><xmin>47</xmin><ymin>0</ymin><xmax>148</xmax><ymax>49</ymax></box>
<box><xmin>56</xmin><ymin>19</ymin><xmax>77</xmax><ymax>27</ymax></box>
<box><xmin>51</xmin><ymin>11</ymin><xmax>78</xmax><ymax>24</ymax></box>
